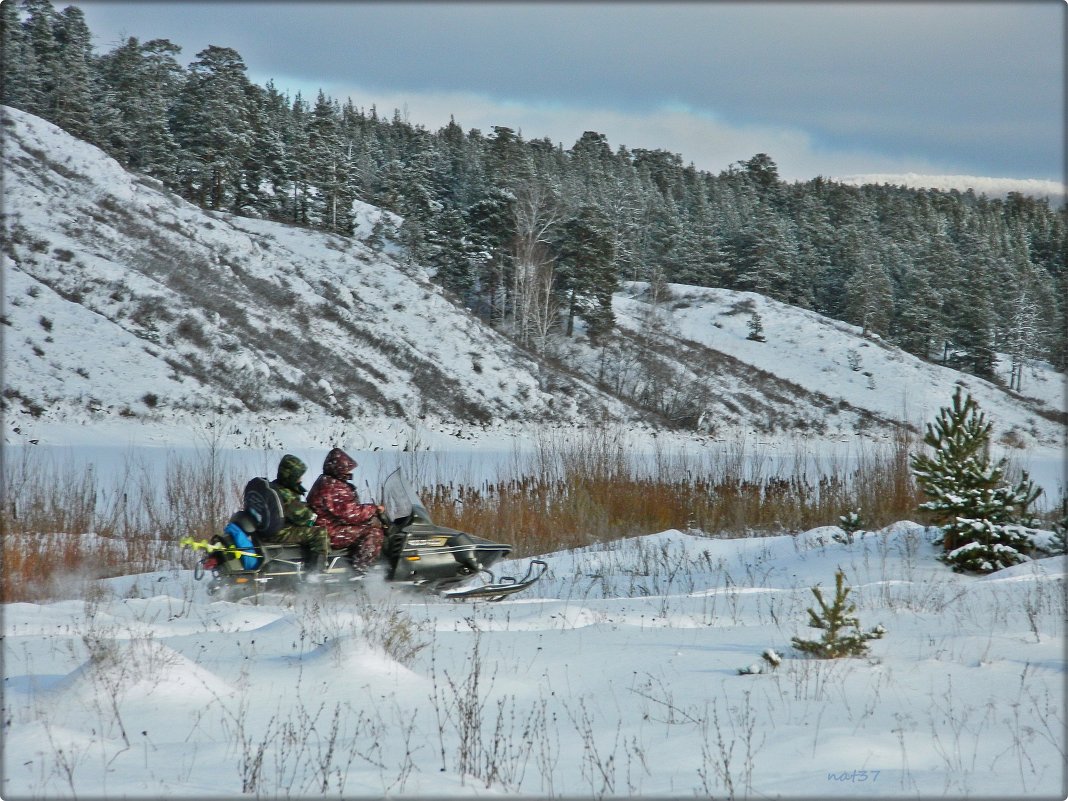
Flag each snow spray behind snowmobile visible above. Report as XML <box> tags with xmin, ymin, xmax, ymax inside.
<box><xmin>183</xmin><ymin>468</ymin><xmax>546</xmax><ymax>602</ymax></box>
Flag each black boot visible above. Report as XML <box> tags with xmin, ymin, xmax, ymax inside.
<box><xmin>305</xmin><ymin>552</ymin><xmax>330</xmax><ymax>583</ymax></box>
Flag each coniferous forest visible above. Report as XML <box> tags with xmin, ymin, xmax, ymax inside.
<box><xmin>3</xmin><ymin>0</ymin><xmax>1065</xmax><ymax>380</ymax></box>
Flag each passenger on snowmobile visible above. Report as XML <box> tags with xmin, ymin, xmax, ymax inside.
<box><xmin>264</xmin><ymin>454</ymin><xmax>330</xmax><ymax>575</ymax></box>
<box><xmin>307</xmin><ymin>448</ymin><xmax>385</xmax><ymax>572</ymax></box>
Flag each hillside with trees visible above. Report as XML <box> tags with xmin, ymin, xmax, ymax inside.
<box><xmin>3</xmin><ymin>0</ymin><xmax>1065</xmax><ymax>385</ymax></box>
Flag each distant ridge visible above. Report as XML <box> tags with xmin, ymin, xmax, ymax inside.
<box><xmin>834</xmin><ymin>172</ymin><xmax>1066</xmax><ymax>205</ymax></box>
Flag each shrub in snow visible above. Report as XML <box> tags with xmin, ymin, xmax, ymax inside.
<box><xmin>791</xmin><ymin>569</ymin><xmax>885</xmax><ymax>659</ymax></box>
<box><xmin>846</xmin><ymin>349</ymin><xmax>862</xmax><ymax>371</ymax></box>
<box><xmin>737</xmin><ymin>648</ymin><xmax>783</xmax><ymax>675</ymax></box>
<box><xmin>910</xmin><ymin>387</ymin><xmax>1042</xmax><ymax>574</ymax></box>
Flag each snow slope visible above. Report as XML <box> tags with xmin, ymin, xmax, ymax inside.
<box><xmin>611</xmin><ymin>282</ymin><xmax>1064</xmax><ymax>448</ymax></box>
<box><xmin>4</xmin><ymin>105</ymin><xmax>1064</xmax><ymax>463</ymax></box>
<box><xmin>2</xmin><ymin>105</ymin><xmax>633</xmax><ymax>439</ymax></box>
<box><xmin>3</xmin><ymin>524</ymin><xmax>1064</xmax><ymax>798</ymax></box>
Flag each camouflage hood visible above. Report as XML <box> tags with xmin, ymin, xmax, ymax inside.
<box><xmin>322</xmin><ymin>448</ymin><xmax>358</xmax><ymax>481</ymax></box>
<box><xmin>275</xmin><ymin>454</ymin><xmax>308</xmax><ymax>493</ymax></box>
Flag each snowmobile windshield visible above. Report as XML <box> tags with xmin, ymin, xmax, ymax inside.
<box><xmin>381</xmin><ymin>469</ymin><xmax>432</xmax><ymax>525</ymax></box>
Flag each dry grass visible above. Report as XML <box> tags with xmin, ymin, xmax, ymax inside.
<box><xmin>2</xmin><ymin>426</ymin><xmax>927</xmax><ymax>602</ymax></box>
<box><xmin>425</xmin><ymin>426</ymin><xmax>926</xmax><ymax>557</ymax></box>
<box><xmin>2</xmin><ymin>444</ymin><xmax>240</xmax><ymax>603</ymax></box>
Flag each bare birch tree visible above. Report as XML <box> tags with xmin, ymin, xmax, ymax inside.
<box><xmin>510</xmin><ymin>180</ymin><xmax>562</xmax><ymax>351</ymax></box>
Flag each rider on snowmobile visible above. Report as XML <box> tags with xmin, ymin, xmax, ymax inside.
<box><xmin>265</xmin><ymin>454</ymin><xmax>331</xmax><ymax>576</ymax></box>
<box><xmin>307</xmin><ymin>448</ymin><xmax>385</xmax><ymax>573</ymax></box>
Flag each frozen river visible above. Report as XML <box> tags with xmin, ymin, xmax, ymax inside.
<box><xmin>7</xmin><ymin>434</ymin><xmax>1064</xmax><ymax>519</ymax></box>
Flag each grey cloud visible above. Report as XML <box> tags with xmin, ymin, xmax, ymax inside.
<box><xmin>77</xmin><ymin>1</ymin><xmax>1063</xmax><ymax>180</ymax></box>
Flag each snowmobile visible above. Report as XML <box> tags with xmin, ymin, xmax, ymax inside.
<box><xmin>183</xmin><ymin>468</ymin><xmax>546</xmax><ymax>603</ymax></box>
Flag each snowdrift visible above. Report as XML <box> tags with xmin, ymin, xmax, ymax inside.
<box><xmin>3</xmin><ymin>522</ymin><xmax>1064</xmax><ymax>798</ymax></box>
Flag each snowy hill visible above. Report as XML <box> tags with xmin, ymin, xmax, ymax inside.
<box><xmin>2</xmin><ymin>106</ymin><xmax>633</xmax><ymax>441</ymax></box>
<box><xmin>2</xmin><ymin>105</ymin><xmax>1065</xmax><ymax>457</ymax></box>
<box><xmin>607</xmin><ymin>283</ymin><xmax>1064</xmax><ymax>449</ymax></box>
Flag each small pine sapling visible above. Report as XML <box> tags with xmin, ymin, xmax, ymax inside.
<box><xmin>746</xmin><ymin>311</ymin><xmax>766</xmax><ymax>342</ymax></box>
<box><xmin>835</xmin><ymin>509</ymin><xmax>864</xmax><ymax>543</ymax></box>
<box><xmin>791</xmin><ymin>569</ymin><xmax>885</xmax><ymax>659</ymax></box>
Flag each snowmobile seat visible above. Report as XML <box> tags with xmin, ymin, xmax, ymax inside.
<box><xmin>243</xmin><ymin>477</ymin><xmax>285</xmax><ymax>537</ymax></box>
<box><xmin>257</xmin><ymin>542</ymin><xmax>305</xmax><ymax>560</ymax></box>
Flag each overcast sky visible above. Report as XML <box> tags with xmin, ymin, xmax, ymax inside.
<box><xmin>76</xmin><ymin>1</ymin><xmax>1064</xmax><ymax>190</ymax></box>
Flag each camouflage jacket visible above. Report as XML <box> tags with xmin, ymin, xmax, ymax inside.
<box><xmin>307</xmin><ymin>448</ymin><xmax>379</xmax><ymax>535</ymax></box>
<box><xmin>269</xmin><ymin>454</ymin><xmax>317</xmax><ymax>527</ymax></box>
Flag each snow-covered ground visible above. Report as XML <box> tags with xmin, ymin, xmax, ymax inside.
<box><xmin>3</xmin><ymin>103</ymin><xmax>1067</xmax><ymax>800</ymax></box>
<box><xmin>3</xmin><ymin>523</ymin><xmax>1065</xmax><ymax>798</ymax></box>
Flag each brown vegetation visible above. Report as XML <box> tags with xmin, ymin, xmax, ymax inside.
<box><xmin>3</xmin><ymin>426</ymin><xmax>928</xmax><ymax>603</ymax></box>
<box><xmin>2</xmin><ymin>445</ymin><xmax>239</xmax><ymax>602</ymax></box>
<box><xmin>426</xmin><ymin>426</ymin><xmax>925</xmax><ymax>556</ymax></box>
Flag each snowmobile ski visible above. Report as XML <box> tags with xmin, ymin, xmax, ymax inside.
<box><xmin>442</xmin><ymin>559</ymin><xmax>549</xmax><ymax>602</ymax></box>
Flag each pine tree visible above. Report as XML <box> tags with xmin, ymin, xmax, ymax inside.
<box><xmin>789</xmin><ymin>191</ymin><xmax>835</xmax><ymax>310</ymax></box>
<box><xmin>392</xmin><ymin>145</ymin><xmax>440</xmax><ymax>267</ymax></box>
<box><xmin>844</xmin><ymin>236</ymin><xmax>894</xmax><ymax>337</ymax></box>
<box><xmin>568</xmin><ymin>130</ymin><xmax>615</xmax><ymax>197</ymax></box>
<box><xmin>19</xmin><ymin>0</ymin><xmax>57</xmax><ymax>117</ymax></box>
<box><xmin>1</xmin><ymin>0</ymin><xmax>36</xmax><ymax>109</ymax></box>
<box><xmin>307</xmin><ymin>91</ymin><xmax>347</xmax><ymax>231</ymax></box>
<box><xmin>910</xmin><ymin>387</ymin><xmax>1042</xmax><ymax>573</ymax></box>
<box><xmin>637</xmin><ymin>191</ymin><xmax>682</xmax><ymax>283</ymax></box>
<box><xmin>284</xmin><ymin>92</ymin><xmax>312</xmax><ymax>224</ymax></box>
<box><xmin>50</xmin><ymin>6</ymin><xmax>95</xmax><ymax>140</ymax></box>
<box><xmin>427</xmin><ymin>206</ymin><xmax>476</xmax><ymax>300</ymax></box>
<box><xmin>246</xmin><ymin>80</ymin><xmax>291</xmax><ymax>220</ymax></box>
<box><xmin>464</xmin><ymin>187</ymin><xmax>515</xmax><ymax>320</ymax></box>
<box><xmin>171</xmin><ymin>46</ymin><xmax>256</xmax><ymax>209</ymax></box>
<box><xmin>485</xmin><ymin>125</ymin><xmax>533</xmax><ymax>187</ymax></box>
<box><xmin>556</xmin><ymin>204</ymin><xmax>616</xmax><ymax>341</ymax></box>
<box><xmin>790</xmin><ymin>570</ymin><xmax>885</xmax><ymax>658</ymax></box>
<box><xmin>673</xmin><ymin>199</ymin><xmax>729</xmax><ymax>288</ymax></box>
<box><xmin>742</xmin><ymin>152</ymin><xmax>781</xmax><ymax>196</ymax></box>
<box><xmin>745</xmin><ymin>311</ymin><xmax>766</xmax><ymax>342</ymax></box>
<box><xmin>730</xmin><ymin>207</ymin><xmax>800</xmax><ymax>302</ymax></box>
<box><xmin>837</xmin><ymin>510</ymin><xmax>864</xmax><ymax>543</ymax></box>
<box><xmin>95</xmin><ymin>37</ymin><xmax>183</xmax><ymax>180</ymax></box>
<box><xmin>891</xmin><ymin>258</ymin><xmax>940</xmax><ymax>359</ymax></box>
